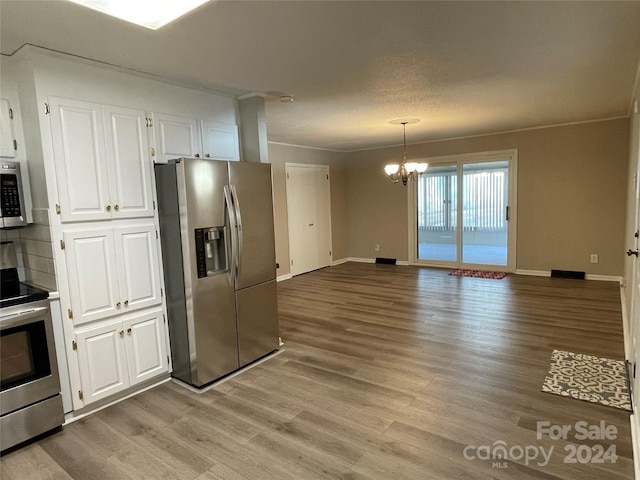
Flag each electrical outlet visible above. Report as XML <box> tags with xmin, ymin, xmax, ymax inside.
<box><xmin>375</xmin><ymin>244</ymin><xmax>380</xmax><ymax>252</ymax></box>
<box><xmin>590</xmin><ymin>254</ymin><xmax>599</xmax><ymax>264</ymax></box>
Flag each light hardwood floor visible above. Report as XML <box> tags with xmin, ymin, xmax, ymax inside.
<box><xmin>1</xmin><ymin>263</ymin><xmax>634</xmax><ymax>479</ymax></box>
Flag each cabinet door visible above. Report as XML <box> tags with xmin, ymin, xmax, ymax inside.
<box><xmin>63</xmin><ymin>228</ymin><xmax>120</xmax><ymax>325</ymax></box>
<box><xmin>201</xmin><ymin>120</ymin><xmax>239</xmax><ymax>161</ymax></box>
<box><xmin>103</xmin><ymin>106</ymin><xmax>154</xmax><ymax>219</ymax></box>
<box><xmin>75</xmin><ymin>320</ymin><xmax>129</xmax><ymax>405</ymax></box>
<box><xmin>124</xmin><ymin>309</ymin><xmax>168</xmax><ymax>385</ymax></box>
<box><xmin>0</xmin><ymin>99</ymin><xmax>15</xmax><ymax>158</ymax></box>
<box><xmin>49</xmin><ymin>97</ymin><xmax>111</xmax><ymax>222</ymax></box>
<box><xmin>114</xmin><ymin>224</ymin><xmax>162</xmax><ymax>313</ymax></box>
<box><xmin>151</xmin><ymin>112</ymin><xmax>199</xmax><ymax>163</ymax></box>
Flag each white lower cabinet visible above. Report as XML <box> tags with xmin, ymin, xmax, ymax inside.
<box><xmin>75</xmin><ymin>308</ymin><xmax>167</xmax><ymax>405</ymax></box>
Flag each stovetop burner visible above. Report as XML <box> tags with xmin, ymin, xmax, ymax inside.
<box><xmin>0</xmin><ymin>267</ymin><xmax>49</xmax><ymax>309</ymax></box>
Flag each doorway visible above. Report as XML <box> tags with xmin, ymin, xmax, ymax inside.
<box><xmin>285</xmin><ymin>163</ymin><xmax>332</xmax><ymax>276</ymax></box>
<box><xmin>410</xmin><ymin>150</ymin><xmax>517</xmax><ymax>271</ymax></box>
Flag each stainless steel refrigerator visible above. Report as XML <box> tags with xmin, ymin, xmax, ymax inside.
<box><xmin>155</xmin><ymin>158</ymin><xmax>279</xmax><ymax>387</ymax></box>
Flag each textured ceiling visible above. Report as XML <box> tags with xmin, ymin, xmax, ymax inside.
<box><xmin>2</xmin><ymin>1</ymin><xmax>640</xmax><ymax>151</ymax></box>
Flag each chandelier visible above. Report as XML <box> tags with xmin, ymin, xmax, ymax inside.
<box><xmin>384</xmin><ymin>120</ymin><xmax>428</xmax><ymax>185</ymax></box>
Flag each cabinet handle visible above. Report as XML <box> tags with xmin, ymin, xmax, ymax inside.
<box><xmin>116</xmin><ymin>302</ymin><xmax>121</xmax><ymax>308</ymax></box>
<box><xmin>205</xmin><ymin>154</ymin><xmax>211</xmax><ymax>158</ymax></box>
<box><xmin>127</xmin><ymin>328</ymin><xmax>132</xmax><ymax>334</ymax></box>
<box><xmin>114</xmin><ymin>204</ymin><xmax>120</xmax><ymax>211</ymax></box>
<box><xmin>106</xmin><ymin>205</ymin><xmax>112</xmax><ymax>212</ymax></box>
<box><xmin>119</xmin><ymin>330</ymin><xmax>124</xmax><ymax>336</ymax></box>
<box><xmin>124</xmin><ymin>300</ymin><xmax>129</xmax><ymax>307</ymax></box>
<box><xmin>194</xmin><ymin>153</ymin><xmax>200</xmax><ymax>158</ymax></box>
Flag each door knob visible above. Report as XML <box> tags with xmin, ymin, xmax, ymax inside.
<box><xmin>627</xmin><ymin>249</ymin><xmax>639</xmax><ymax>257</ymax></box>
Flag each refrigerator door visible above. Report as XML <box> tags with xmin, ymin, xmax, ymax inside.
<box><xmin>228</xmin><ymin>162</ymin><xmax>276</xmax><ymax>289</ymax></box>
<box><xmin>156</xmin><ymin>158</ymin><xmax>239</xmax><ymax>386</ymax></box>
<box><xmin>236</xmin><ymin>280</ymin><xmax>279</xmax><ymax>367</ymax></box>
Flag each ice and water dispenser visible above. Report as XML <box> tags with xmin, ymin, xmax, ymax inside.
<box><xmin>194</xmin><ymin>227</ymin><xmax>227</xmax><ymax>278</ymax></box>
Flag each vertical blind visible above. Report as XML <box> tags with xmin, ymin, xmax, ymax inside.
<box><xmin>418</xmin><ymin>168</ymin><xmax>507</xmax><ymax>232</ymax></box>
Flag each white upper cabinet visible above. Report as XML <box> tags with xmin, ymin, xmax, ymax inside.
<box><xmin>151</xmin><ymin>112</ymin><xmax>199</xmax><ymax>163</ymax></box>
<box><xmin>49</xmin><ymin>97</ymin><xmax>153</xmax><ymax>222</ymax></box>
<box><xmin>201</xmin><ymin>120</ymin><xmax>239</xmax><ymax>161</ymax></box>
<box><xmin>63</xmin><ymin>223</ymin><xmax>161</xmax><ymax>326</ymax></box>
<box><xmin>0</xmin><ymin>99</ymin><xmax>16</xmax><ymax>158</ymax></box>
<box><xmin>151</xmin><ymin>113</ymin><xmax>240</xmax><ymax>163</ymax></box>
<box><xmin>50</xmin><ymin>98</ymin><xmax>111</xmax><ymax>222</ymax></box>
<box><xmin>103</xmin><ymin>105</ymin><xmax>154</xmax><ymax>219</ymax></box>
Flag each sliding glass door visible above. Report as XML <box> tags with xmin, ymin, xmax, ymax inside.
<box><xmin>413</xmin><ymin>150</ymin><xmax>517</xmax><ymax>271</ymax></box>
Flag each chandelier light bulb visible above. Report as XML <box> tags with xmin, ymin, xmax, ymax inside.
<box><xmin>384</xmin><ymin>164</ymin><xmax>400</xmax><ymax>175</ymax></box>
<box><xmin>404</xmin><ymin>162</ymin><xmax>418</xmax><ymax>173</ymax></box>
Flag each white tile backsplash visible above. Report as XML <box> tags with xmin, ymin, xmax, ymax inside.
<box><xmin>3</xmin><ymin>208</ymin><xmax>57</xmax><ymax>291</ymax></box>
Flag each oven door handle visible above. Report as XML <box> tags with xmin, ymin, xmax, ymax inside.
<box><xmin>0</xmin><ymin>306</ymin><xmax>50</xmax><ymax>329</ymax></box>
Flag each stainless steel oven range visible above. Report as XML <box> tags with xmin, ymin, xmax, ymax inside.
<box><xmin>1</xmin><ymin>242</ymin><xmax>64</xmax><ymax>451</ymax></box>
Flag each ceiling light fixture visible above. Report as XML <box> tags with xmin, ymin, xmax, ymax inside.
<box><xmin>384</xmin><ymin>119</ymin><xmax>428</xmax><ymax>185</ymax></box>
<box><xmin>279</xmin><ymin>95</ymin><xmax>294</xmax><ymax>103</ymax></box>
<box><xmin>67</xmin><ymin>0</ymin><xmax>210</xmax><ymax>30</ymax></box>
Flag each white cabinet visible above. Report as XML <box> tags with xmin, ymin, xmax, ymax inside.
<box><xmin>103</xmin><ymin>105</ymin><xmax>155</xmax><ymax>219</ymax></box>
<box><xmin>75</xmin><ymin>308</ymin><xmax>167</xmax><ymax>405</ymax></box>
<box><xmin>151</xmin><ymin>112</ymin><xmax>199</xmax><ymax>163</ymax></box>
<box><xmin>0</xmin><ymin>99</ymin><xmax>16</xmax><ymax>158</ymax></box>
<box><xmin>49</xmin><ymin>97</ymin><xmax>154</xmax><ymax>222</ymax></box>
<box><xmin>63</xmin><ymin>223</ymin><xmax>162</xmax><ymax>326</ymax></box>
<box><xmin>124</xmin><ymin>310</ymin><xmax>168</xmax><ymax>385</ymax></box>
<box><xmin>151</xmin><ymin>112</ymin><xmax>240</xmax><ymax>163</ymax></box>
<box><xmin>201</xmin><ymin>120</ymin><xmax>239</xmax><ymax>161</ymax></box>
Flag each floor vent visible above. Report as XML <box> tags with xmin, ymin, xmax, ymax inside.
<box><xmin>375</xmin><ymin>257</ymin><xmax>397</xmax><ymax>265</ymax></box>
<box><xmin>550</xmin><ymin>269</ymin><xmax>585</xmax><ymax>279</ymax></box>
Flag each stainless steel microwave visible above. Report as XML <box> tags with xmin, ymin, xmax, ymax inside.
<box><xmin>0</xmin><ymin>160</ymin><xmax>27</xmax><ymax>228</ymax></box>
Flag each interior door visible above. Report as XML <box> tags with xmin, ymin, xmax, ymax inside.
<box><xmin>286</xmin><ymin>163</ymin><xmax>332</xmax><ymax>276</ymax></box>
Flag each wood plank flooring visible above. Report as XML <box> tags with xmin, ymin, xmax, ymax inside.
<box><xmin>1</xmin><ymin>263</ymin><xmax>634</xmax><ymax>479</ymax></box>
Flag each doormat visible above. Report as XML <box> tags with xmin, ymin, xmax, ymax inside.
<box><xmin>448</xmin><ymin>269</ymin><xmax>508</xmax><ymax>279</ymax></box>
<box><xmin>541</xmin><ymin>350</ymin><xmax>631</xmax><ymax>411</ymax></box>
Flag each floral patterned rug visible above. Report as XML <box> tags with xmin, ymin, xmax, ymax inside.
<box><xmin>541</xmin><ymin>350</ymin><xmax>631</xmax><ymax>411</ymax></box>
<box><xmin>448</xmin><ymin>269</ymin><xmax>509</xmax><ymax>279</ymax></box>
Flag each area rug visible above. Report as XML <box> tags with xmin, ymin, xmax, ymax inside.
<box><xmin>448</xmin><ymin>269</ymin><xmax>508</xmax><ymax>279</ymax></box>
<box><xmin>541</xmin><ymin>349</ymin><xmax>631</xmax><ymax>411</ymax></box>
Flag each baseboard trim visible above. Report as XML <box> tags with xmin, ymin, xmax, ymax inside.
<box><xmin>63</xmin><ymin>375</ymin><xmax>171</xmax><ymax>425</ymax></box>
<box><xmin>277</xmin><ymin>273</ymin><xmax>293</xmax><ymax>282</ymax></box>
<box><xmin>515</xmin><ymin>269</ymin><xmax>622</xmax><ymax>283</ymax></box>
<box><xmin>345</xmin><ymin>257</ymin><xmax>410</xmax><ymax>266</ymax></box>
<box><xmin>349</xmin><ymin>257</ymin><xmax>376</xmax><ymax>264</ymax></box>
<box><xmin>331</xmin><ymin>258</ymin><xmax>350</xmax><ymax>266</ymax></box>
<box><xmin>584</xmin><ymin>274</ymin><xmax>624</xmax><ymax>283</ymax></box>
<box><xmin>632</xmin><ymin>414</ymin><xmax>640</xmax><ymax>480</ymax></box>
<box><xmin>515</xmin><ymin>269</ymin><xmax>550</xmax><ymax>277</ymax></box>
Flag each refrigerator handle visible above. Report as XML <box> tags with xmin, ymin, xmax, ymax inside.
<box><xmin>223</xmin><ymin>185</ymin><xmax>238</xmax><ymax>285</ymax></box>
<box><xmin>230</xmin><ymin>184</ymin><xmax>243</xmax><ymax>282</ymax></box>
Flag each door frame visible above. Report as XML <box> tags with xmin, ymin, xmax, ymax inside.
<box><xmin>285</xmin><ymin>162</ymin><xmax>333</xmax><ymax>276</ymax></box>
<box><xmin>408</xmin><ymin>149</ymin><xmax>518</xmax><ymax>272</ymax></box>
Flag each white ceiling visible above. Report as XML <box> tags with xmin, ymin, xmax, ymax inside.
<box><xmin>2</xmin><ymin>1</ymin><xmax>640</xmax><ymax>151</ymax></box>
